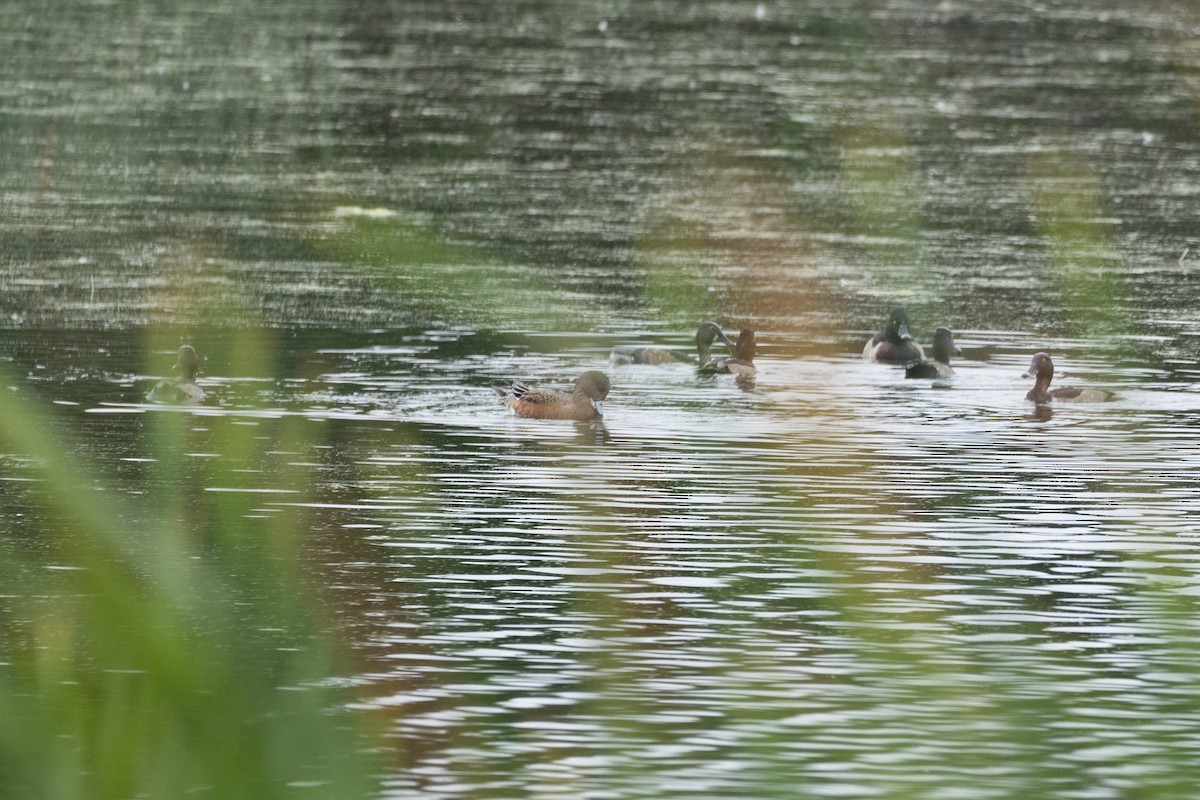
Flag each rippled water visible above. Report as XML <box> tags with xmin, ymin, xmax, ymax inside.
<box><xmin>5</xmin><ymin>0</ymin><xmax>1200</xmax><ymax>797</ymax></box>
<box><xmin>14</xmin><ymin>324</ymin><xmax>1198</xmax><ymax>797</ymax></box>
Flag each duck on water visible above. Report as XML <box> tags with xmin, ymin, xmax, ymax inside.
<box><xmin>1023</xmin><ymin>352</ymin><xmax>1110</xmax><ymax>404</ymax></box>
<box><xmin>905</xmin><ymin>327</ymin><xmax>960</xmax><ymax>379</ymax></box>
<box><xmin>146</xmin><ymin>345</ymin><xmax>206</xmax><ymax>404</ymax></box>
<box><xmin>496</xmin><ymin>370</ymin><xmax>611</xmax><ymax>420</ymax></box>
<box><xmin>614</xmin><ymin>322</ymin><xmax>737</xmax><ymax>367</ymax></box>
<box><xmin>697</xmin><ymin>328</ymin><xmax>757</xmax><ymax>377</ymax></box>
<box><xmin>864</xmin><ymin>308</ymin><xmax>925</xmax><ymax>364</ymax></box>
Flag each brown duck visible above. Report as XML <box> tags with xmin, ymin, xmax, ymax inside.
<box><xmin>698</xmin><ymin>329</ymin><xmax>757</xmax><ymax>377</ymax></box>
<box><xmin>1023</xmin><ymin>352</ymin><xmax>1110</xmax><ymax>404</ymax></box>
<box><xmin>496</xmin><ymin>370</ymin><xmax>611</xmax><ymax>420</ymax></box>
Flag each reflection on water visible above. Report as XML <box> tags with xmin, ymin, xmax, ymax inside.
<box><xmin>328</xmin><ymin>340</ymin><xmax>1200</xmax><ymax>799</ymax></box>
<box><xmin>4</xmin><ymin>0</ymin><xmax>1200</xmax><ymax>350</ymax></box>
<box><xmin>5</xmin><ymin>0</ymin><xmax>1200</xmax><ymax>796</ymax></box>
<box><xmin>7</xmin><ymin>325</ymin><xmax>1197</xmax><ymax>798</ymax></box>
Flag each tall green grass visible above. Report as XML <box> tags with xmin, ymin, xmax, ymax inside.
<box><xmin>0</xmin><ymin>339</ymin><xmax>379</xmax><ymax>799</ymax></box>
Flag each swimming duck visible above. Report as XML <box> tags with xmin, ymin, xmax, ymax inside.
<box><xmin>496</xmin><ymin>370</ymin><xmax>611</xmax><ymax>420</ymax></box>
<box><xmin>905</xmin><ymin>327</ymin><xmax>960</xmax><ymax>379</ymax></box>
<box><xmin>146</xmin><ymin>345</ymin><xmax>206</xmax><ymax>404</ymax></box>
<box><xmin>698</xmin><ymin>328</ymin><xmax>757</xmax><ymax>376</ymax></box>
<box><xmin>1023</xmin><ymin>352</ymin><xmax>1110</xmax><ymax>404</ymax></box>
<box><xmin>617</xmin><ymin>322</ymin><xmax>736</xmax><ymax>366</ymax></box>
<box><xmin>863</xmin><ymin>308</ymin><xmax>925</xmax><ymax>364</ymax></box>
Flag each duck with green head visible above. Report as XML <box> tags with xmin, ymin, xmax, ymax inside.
<box><xmin>616</xmin><ymin>322</ymin><xmax>736</xmax><ymax>366</ymax></box>
<box><xmin>698</xmin><ymin>328</ymin><xmax>757</xmax><ymax>377</ymax></box>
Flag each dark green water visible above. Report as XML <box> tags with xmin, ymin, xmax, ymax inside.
<box><xmin>4</xmin><ymin>1</ymin><xmax>1200</xmax><ymax>797</ymax></box>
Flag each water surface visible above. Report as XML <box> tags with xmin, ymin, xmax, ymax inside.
<box><xmin>4</xmin><ymin>1</ymin><xmax>1200</xmax><ymax>797</ymax></box>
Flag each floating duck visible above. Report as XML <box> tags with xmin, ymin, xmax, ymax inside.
<box><xmin>496</xmin><ymin>370</ymin><xmax>611</xmax><ymax>420</ymax></box>
<box><xmin>864</xmin><ymin>308</ymin><xmax>925</xmax><ymax>364</ymax></box>
<box><xmin>698</xmin><ymin>328</ymin><xmax>757</xmax><ymax>377</ymax></box>
<box><xmin>1023</xmin><ymin>352</ymin><xmax>1110</xmax><ymax>404</ymax></box>
<box><xmin>616</xmin><ymin>322</ymin><xmax>737</xmax><ymax>366</ymax></box>
<box><xmin>146</xmin><ymin>345</ymin><xmax>206</xmax><ymax>404</ymax></box>
<box><xmin>905</xmin><ymin>327</ymin><xmax>960</xmax><ymax>379</ymax></box>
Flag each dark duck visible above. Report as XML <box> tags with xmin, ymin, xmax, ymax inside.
<box><xmin>905</xmin><ymin>327</ymin><xmax>960</xmax><ymax>379</ymax></box>
<box><xmin>146</xmin><ymin>345</ymin><xmax>206</xmax><ymax>404</ymax></box>
<box><xmin>863</xmin><ymin>308</ymin><xmax>925</xmax><ymax>364</ymax></box>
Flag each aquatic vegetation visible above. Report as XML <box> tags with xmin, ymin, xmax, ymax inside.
<box><xmin>0</xmin><ymin>353</ymin><xmax>379</xmax><ymax>799</ymax></box>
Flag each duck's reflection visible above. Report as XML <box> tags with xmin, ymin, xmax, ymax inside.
<box><xmin>573</xmin><ymin>419</ymin><xmax>611</xmax><ymax>445</ymax></box>
<box><xmin>1027</xmin><ymin>405</ymin><xmax>1053</xmax><ymax>423</ymax></box>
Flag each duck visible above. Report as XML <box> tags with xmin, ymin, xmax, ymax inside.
<box><xmin>146</xmin><ymin>345</ymin><xmax>206</xmax><ymax>404</ymax></box>
<box><xmin>905</xmin><ymin>327</ymin><xmax>960</xmax><ymax>379</ymax></box>
<box><xmin>863</xmin><ymin>308</ymin><xmax>925</xmax><ymax>364</ymax></box>
<box><xmin>616</xmin><ymin>322</ymin><xmax>736</xmax><ymax>366</ymax></box>
<box><xmin>496</xmin><ymin>370</ymin><xmax>611</xmax><ymax>420</ymax></box>
<box><xmin>698</xmin><ymin>328</ymin><xmax>757</xmax><ymax>376</ymax></box>
<box><xmin>1023</xmin><ymin>352</ymin><xmax>1110</xmax><ymax>404</ymax></box>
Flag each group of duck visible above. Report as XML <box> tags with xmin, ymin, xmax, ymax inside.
<box><xmin>146</xmin><ymin>308</ymin><xmax>1106</xmax><ymax>419</ymax></box>
<box><xmin>863</xmin><ymin>308</ymin><xmax>1108</xmax><ymax>404</ymax></box>
<box><xmin>858</xmin><ymin>308</ymin><xmax>1106</xmax><ymax>404</ymax></box>
<box><xmin>494</xmin><ymin>323</ymin><xmax>758</xmax><ymax>420</ymax></box>
<box><xmin>493</xmin><ymin>307</ymin><xmax>1108</xmax><ymax>420</ymax></box>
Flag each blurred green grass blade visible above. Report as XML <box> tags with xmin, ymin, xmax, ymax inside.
<box><xmin>0</xmin><ymin>363</ymin><xmax>379</xmax><ymax>799</ymax></box>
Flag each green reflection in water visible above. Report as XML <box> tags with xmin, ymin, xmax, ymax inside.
<box><xmin>1030</xmin><ymin>150</ymin><xmax>1130</xmax><ymax>341</ymax></box>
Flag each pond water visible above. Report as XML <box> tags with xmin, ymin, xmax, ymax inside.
<box><xmin>4</xmin><ymin>0</ymin><xmax>1200</xmax><ymax>797</ymax></box>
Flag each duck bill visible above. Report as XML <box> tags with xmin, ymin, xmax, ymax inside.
<box><xmin>897</xmin><ymin>323</ymin><xmax>914</xmax><ymax>342</ymax></box>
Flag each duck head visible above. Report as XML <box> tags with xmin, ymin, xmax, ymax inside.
<box><xmin>574</xmin><ymin>370</ymin><xmax>611</xmax><ymax>402</ymax></box>
<box><xmin>886</xmin><ymin>308</ymin><xmax>916</xmax><ymax>343</ymax></box>
<box><xmin>1022</xmin><ymin>352</ymin><xmax>1054</xmax><ymax>381</ymax></box>
<box><xmin>175</xmin><ymin>345</ymin><xmax>200</xmax><ymax>381</ymax></box>
<box><xmin>931</xmin><ymin>327</ymin><xmax>961</xmax><ymax>363</ymax></box>
<box><xmin>734</xmin><ymin>329</ymin><xmax>757</xmax><ymax>362</ymax></box>
<box><xmin>695</xmin><ymin>322</ymin><xmax>736</xmax><ymax>362</ymax></box>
